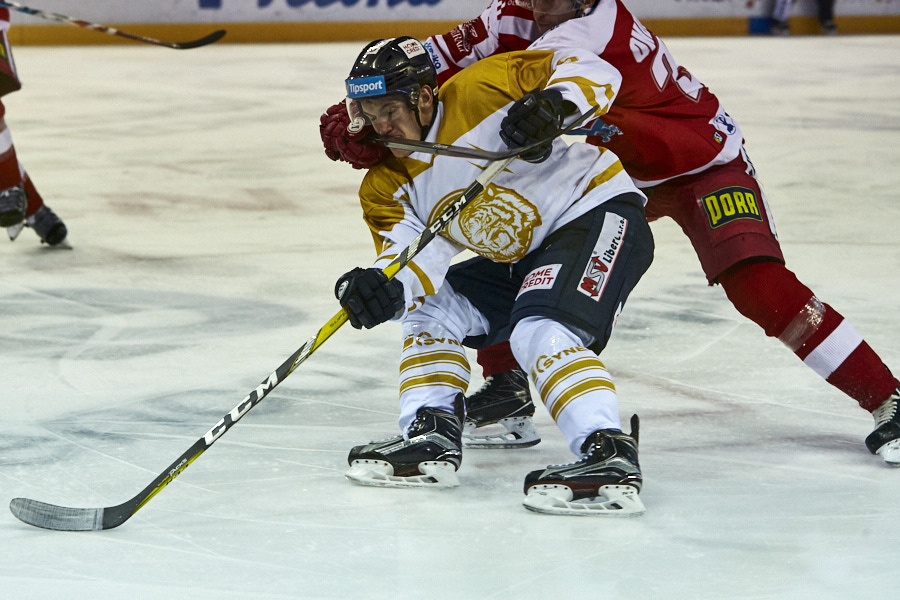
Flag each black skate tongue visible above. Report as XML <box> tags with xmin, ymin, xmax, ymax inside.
<box><xmin>629</xmin><ymin>414</ymin><xmax>640</xmax><ymax>446</ymax></box>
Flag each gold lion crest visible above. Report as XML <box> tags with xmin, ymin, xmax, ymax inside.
<box><xmin>437</xmin><ymin>183</ymin><xmax>542</xmax><ymax>263</ymax></box>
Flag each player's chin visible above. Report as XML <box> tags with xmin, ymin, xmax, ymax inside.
<box><xmin>388</xmin><ymin>147</ymin><xmax>411</xmax><ymax>159</ymax></box>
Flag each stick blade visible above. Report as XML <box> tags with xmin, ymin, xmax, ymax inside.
<box><xmin>174</xmin><ymin>29</ymin><xmax>227</xmax><ymax>49</ymax></box>
<box><xmin>10</xmin><ymin>498</ymin><xmax>105</xmax><ymax>531</ymax></box>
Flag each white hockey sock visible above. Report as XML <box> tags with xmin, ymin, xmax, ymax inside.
<box><xmin>510</xmin><ymin>316</ymin><xmax>621</xmax><ymax>455</ymax></box>
<box><xmin>398</xmin><ymin>323</ymin><xmax>471</xmax><ymax>435</ymax></box>
<box><xmin>396</xmin><ymin>283</ymin><xmax>489</xmax><ymax>434</ymax></box>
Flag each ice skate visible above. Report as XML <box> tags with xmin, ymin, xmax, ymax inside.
<box><xmin>463</xmin><ymin>368</ymin><xmax>540</xmax><ymax>449</ymax></box>
<box><xmin>7</xmin><ymin>220</ymin><xmax>25</xmax><ymax>241</ymax></box>
<box><xmin>345</xmin><ymin>403</ymin><xmax>464</xmax><ymax>488</ymax></box>
<box><xmin>769</xmin><ymin>19</ymin><xmax>790</xmax><ymax>36</ymax></box>
<box><xmin>865</xmin><ymin>388</ymin><xmax>900</xmax><ymax>466</ymax></box>
<box><xmin>523</xmin><ymin>415</ymin><xmax>645</xmax><ymax>516</ymax></box>
<box><xmin>26</xmin><ymin>205</ymin><xmax>71</xmax><ymax>248</ymax></box>
<box><xmin>0</xmin><ymin>183</ymin><xmax>26</xmax><ymax>230</ymax></box>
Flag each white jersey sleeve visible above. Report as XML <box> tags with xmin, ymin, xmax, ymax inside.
<box><xmin>542</xmin><ymin>49</ymin><xmax>623</xmax><ymax>127</ymax></box>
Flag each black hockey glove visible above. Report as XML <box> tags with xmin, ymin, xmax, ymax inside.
<box><xmin>335</xmin><ymin>267</ymin><xmax>405</xmax><ymax>330</ymax></box>
<box><xmin>500</xmin><ymin>88</ymin><xmax>567</xmax><ymax>163</ymax></box>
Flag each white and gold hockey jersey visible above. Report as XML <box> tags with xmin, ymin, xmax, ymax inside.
<box><xmin>358</xmin><ymin>48</ymin><xmax>645</xmax><ymax>308</ymax></box>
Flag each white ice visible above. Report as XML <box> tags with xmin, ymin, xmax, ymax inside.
<box><xmin>1</xmin><ymin>35</ymin><xmax>899</xmax><ymax>600</ymax></box>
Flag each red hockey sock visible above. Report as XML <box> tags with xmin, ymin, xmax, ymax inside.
<box><xmin>476</xmin><ymin>341</ymin><xmax>521</xmax><ymax>378</ymax></box>
<box><xmin>719</xmin><ymin>260</ymin><xmax>897</xmax><ymax>412</ymax></box>
<box><xmin>0</xmin><ymin>140</ymin><xmax>21</xmax><ymax>190</ymax></box>
<box><xmin>0</xmin><ymin>102</ymin><xmax>23</xmax><ymax>190</ymax></box>
<box><xmin>827</xmin><ymin>343</ymin><xmax>897</xmax><ymax>412</ymax></box>
<box><xmin>22</xmin><ymin>174</ymin><xmax>45</xmax><ymax>216</ymax></box>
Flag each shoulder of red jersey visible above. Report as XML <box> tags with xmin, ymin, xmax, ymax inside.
<box><xmin>425</xmin><ymin>0</ymin><xmax>538</xmax><ymax>86</ymax></box>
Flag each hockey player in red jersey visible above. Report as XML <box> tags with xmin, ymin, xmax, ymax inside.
<box><xmin>0</xmin><ymin>8</ymin><xmax>69</xmax><ymax>247</ymax></box>
<box><xmin>319</xmin><ymin>0</ymin><xmax>900</xmax><ymax>465</ymax></box>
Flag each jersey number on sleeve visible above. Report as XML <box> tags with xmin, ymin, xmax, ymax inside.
<box><xmin>629</xmin><ymin>20</ymin><xmax>703</xmax><ymax>102</ymax></box>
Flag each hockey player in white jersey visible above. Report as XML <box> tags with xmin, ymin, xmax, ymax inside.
<box><xmin>334</xmin><ymin>36</ymin><xmax>654</xmax><ymax>515</ymax></box>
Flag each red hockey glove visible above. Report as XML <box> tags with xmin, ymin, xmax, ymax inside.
<box><xmin>319</xmin><ymin>102</ymin><xmax>390</xmax><ymax>170</ymax></box>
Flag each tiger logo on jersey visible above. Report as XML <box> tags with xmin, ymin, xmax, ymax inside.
<box><xmin>438</xmin><ymin>183</ymin><xmax>542</xmax><ymax>263</ymax></box>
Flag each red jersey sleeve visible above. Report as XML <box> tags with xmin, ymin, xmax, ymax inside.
<box><xmin>530</xmin><ymin>0</ymin><xmax>744</xmax><ymax>186</ymax></box>
<box><xmin>424</xmin><ymin>0</ymin><xmax>538</xmax><ymax>86</ymax></box>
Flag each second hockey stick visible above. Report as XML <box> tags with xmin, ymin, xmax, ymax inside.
<box><xmin>378</xmin><ymin>107</ymin><xmax>598</xmax><ymax>160</ymax></box>
<box><xmin>1</xmin><ymin>1</ymin><xmax>226</xmax><ymax>49</ymax></box>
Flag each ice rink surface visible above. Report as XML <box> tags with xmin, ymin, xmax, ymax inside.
<box><xmin>1</xmin><ymin>33</ymin><xmax>899</xmax><ymax>599</ymax></box>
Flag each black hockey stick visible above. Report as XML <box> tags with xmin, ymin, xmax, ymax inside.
<box><xmin>9</xmin><ymin>110</ymin><xmax>593</xmax><ymax>531</ymax></box>
<box><xmin>378</xmin><ymin>107</ymin><xmax>598</xmax><ymax>159</ymax></box>
<box><xmin>1</xmin><ymin>1</ymin><xmax>226</xmax><ymax>49</ymax></box>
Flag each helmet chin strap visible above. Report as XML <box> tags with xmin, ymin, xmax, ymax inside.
<box><xmin>415</xmin><ymin>111</ymin><xmax>432</xmax><ymax>140</ymax></box>
<box><xmin>408</xmin><ymin>87</ymin><xmax>435</xmax><ymax>140</ymax></box>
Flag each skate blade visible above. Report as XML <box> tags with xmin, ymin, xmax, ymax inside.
<box><xmin>7</xmin><ymin>221</ymin><xmax>25</xmax><ymax>241</ymax></box>
<box><xmin>523</xmin><ymin>484</ymin><xmax>646</xmax><ymax>517</ymax></box>
<box><xmin>463</xmin><ymin>417</ymin><xmax>541</xmax><ymax>449</ymax></box>
<box><xmin>877</xmin><ymin>439</ymin><xmax>900</xmax><ymax>467</ymax></box>
<box><xmin>345</xmin><ymin>459</ymin><xmax>460</xmax><ymax>488</ymax></box>
<box><xmin>46</xmin><ymin>237</ymin><xmax>73</xmax><ymax>250</ymax></box>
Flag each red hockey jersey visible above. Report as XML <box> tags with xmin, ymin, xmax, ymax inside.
<box><xmin>424</xmin><ymin>0</ymin><xmax>743</xmax><ymax>188</ymax></box>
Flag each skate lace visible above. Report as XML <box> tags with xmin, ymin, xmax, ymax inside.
<box><xmin>543</xmin><ymin>439</ymin><xmax>606</xmax><ymax>469</ymax></box>
<box><xmin>467</xmin><ymin>376</ymin><xmax>495</xmax><ymax>403</ymax></box>
<box><xmin>406</xmin><ymin>409</ymin><xmax>445</xmax><ymax>436</ymax></box>
<box><xmin>872</xmin><ymin>393</ymin><xmax>899</xmax><ymax>428</ymax></box>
